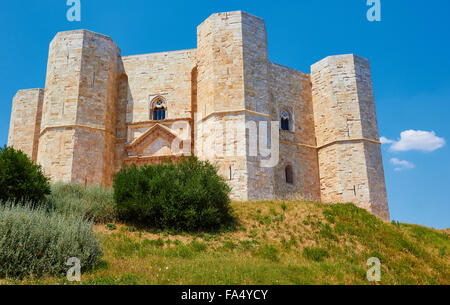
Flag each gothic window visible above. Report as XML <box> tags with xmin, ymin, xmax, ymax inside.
<box><xmin>285</xmin><ymin>165</ymin><xmax>294</xmax><ymax>185</ymax></box>
<box><xmin>280</xmin><ymin>109</ymin><xmax>291</xmax><ymax>131</ymax></box>
<box><xmin>151</xmin><ymin>98</ymin><xmax>167</xmax><ymax>121</ymax></box>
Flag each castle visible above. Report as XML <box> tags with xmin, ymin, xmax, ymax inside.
<box><xmin>7</xmin><ymin>11</ymin><xmax>390</xmax><ymax>221</ymax></box>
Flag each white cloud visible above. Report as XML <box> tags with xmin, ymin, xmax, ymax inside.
<box><xmin>381</xmin><ymin>130</ymin><xmax>446</xmax><ymax>152</ymax></box>
<box><xmin>390</xmin><ymin>158</ymin><xmax>415</xmax><ymax>171</ymax></box>
<box><xmin>380</xmin><ymin>136</ymin><xmax>394</xmax><ymax>144</ymax></box>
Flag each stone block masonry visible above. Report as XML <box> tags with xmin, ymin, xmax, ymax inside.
<box><xmin>311</xmin><ymin>54</ymin><xmax>389</xmax><ymax>221</ymax></box>
<box><xmin>7</xmin><ymin>11</ymin><xmax>390</xmax><ymax>221</ymax></box>
<box><xmin>8</xmin><ymin>89</ymin><xmax>44</xmax><ymax>161</ymax></box>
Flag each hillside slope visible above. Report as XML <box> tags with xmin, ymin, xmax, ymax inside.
<box><xmin>13</xmin><ymin>200</ymin><xmax>447</xmax><ymax>285</ymax></box>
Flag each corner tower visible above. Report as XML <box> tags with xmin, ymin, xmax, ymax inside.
<box><xmin>37</xmin><ymin>30</ymin><xmax>120</xmax><ymax>186</ymax></box>
<box><xmin>8</xmin><ymin>89</ymin><xmax>44</xmax><ymax>161</ymax></box>
<box><xmin>311</xmin><ymin>54</ymin><xmax>390</xmax><ymax>221</ymax></box>
<box><xmin>195</xmin><ymin>11</ymin><xmax>274</xmax><ymax>201</ymax></box>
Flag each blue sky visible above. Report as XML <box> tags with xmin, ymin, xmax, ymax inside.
<box><xmin>1</xmin><ymin>0</ymin><xmax>448</xmax><ymax>228</ymax></box>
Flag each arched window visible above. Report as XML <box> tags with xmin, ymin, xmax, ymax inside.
<box><xmin>151</xmin><ymin>97</ymin><xmax>167</xmax><ymax>121</ymax></box>
<box><xmin>285</xmin><ymin>165</ymin><xmax>294</xmax><ymax>185</ymax></box>
<box><xmin>280</xmin><ymin>110</ymin><xmax>291</xmax><ymax>131</ymax></box>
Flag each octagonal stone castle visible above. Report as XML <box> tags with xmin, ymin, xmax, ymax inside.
<box><xmin>7</xmin><ymin>11</ymin><xmax>390</xmax><ymax>221</ymax></box>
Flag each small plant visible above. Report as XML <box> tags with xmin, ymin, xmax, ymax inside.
<box><xmin>253</xmin><ymin>244</ymin><xmax>279</xmax><ymax>262</ymax></box>
<box><xmin>190</xmin><ymin>240</ymin><xmax>207</xmax><ymax>253</ymax></box>
<box><xmin>288</xmin><ymin>233</ymin><xmax>298</xmax><ymax>247</ymax></box>
<box><xmin>127</xmin><ymin>226</ymin><xmax>137</xmax><ymax>232</ymax></box>
<box><xmin>280</xmin><ymin>236</ymin><xmax>288</xmax><ymax>249</ymax></box>
<box><xmin>153</xmin><ymin>238</ymin><xmax>165</xmax><ymax>247</ymax></box>
<box><xmin>392</xmin><ymin>220</ymin><xmax>401</xmax><ymax>227</ymax></box>
<box><xmin>248</xmin><ymin>229</ymin><xmax>258</xmax><ymax>238</ymax></box>
<box><xmin>323</xmin><ymin>210</ymin><xmax>335</xmax><ymax>224</ymax></box>
<box><xmin>319</xmin><ymin>224</ymin><xmax>338</xmax><ymax>241</ymax></box>
<box><xmin>281</xmin><ymin>234</ymin><xmax>298</xmax><ymax>249</ymax></box>
<box><xmin>106</xmin><ymin>224</ymin><xmax>117</xmax><ymax>231</ymax></box>
<box><xmin>439</xmin><ymin>246</ymin><xmax>446</xmax><ymax>258</ymax></box>
<box><xmin>0</xmin><ymin>146</ymin><xmax>50</xmax><ymax>206</ymax></box>
<box><xmin>142</xmin><ymin>238</ymin><xmax>165</xmax><ymax>248</ymax></box>
<box><xmin>281</xmin><ymin>202</ymin><xmax>287</xmax><ymax>211</ymax></box>
<box><xmin>222</xmin><ymin>241</ymin><xmax>237</xmax><ymax>251</ymax></box>
<box><xmin>303</xmin><ymin>247</ymin><xmax>330</xmax><ymax>262</ymax></box>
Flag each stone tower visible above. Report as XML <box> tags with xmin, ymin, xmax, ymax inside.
<box><xmin>311</xmin><ymin>54</ymin><xmax>390</xmax><ymax>221</ymax></box>
<box><xmin>8</xmin><ymin>89</ymin><xmax>44</xmax><ymax>161</ymax></box>
<box><xmin>196</xmin><ymin>11</ymin><xmax>274</xmax><ymax>201</ymax></box>
<box><xmin>37</xmin><ymin>30</ymin><xmax>120</xmax><ymax>186</ymax></box>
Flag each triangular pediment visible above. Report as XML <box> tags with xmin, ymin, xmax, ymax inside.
<box><xmin>125</xmin><ymin>124</ymin><xmax>178</xmax><ymax>155</ymax></box>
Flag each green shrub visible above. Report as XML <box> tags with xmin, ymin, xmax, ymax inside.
<box><xmin>0</xmin><ymin>203</ymin><xmax>102</xmax><ymax>278</ymax></box>
<box><xmin>48</xmin><ymin>183</ymin><xmax>116</xmax><ymax>223</ymax></box>
<box><xmin>113</xmin><ymin>157</ymin><xmax>232</xmax><ymax>231</ymax></box>
<box><xmin>0</xmin><ymin>146</ymin><xmax>50</xmax><ymax>205</ymax></box>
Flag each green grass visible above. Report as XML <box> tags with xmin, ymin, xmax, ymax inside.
<box><xmin>2</xmin><ymin>201</ymin><xmax>449</xmax><ymax>285</ymax></box>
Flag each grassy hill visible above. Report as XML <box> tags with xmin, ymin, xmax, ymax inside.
<box><xmin>10</xmin><ymin>200</ymin><xmax>449</xmax><ymax>285</ymax></box>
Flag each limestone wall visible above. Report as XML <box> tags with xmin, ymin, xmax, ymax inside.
<box><xmin>37</xmin><ymin>128</ymin><xmax>76</xmax><ymax>183</ymax></box>
<box><xmin>71</xmin><ymin>128</ymin><xmax>114</xmax><ymax>186</ymax></box>
<box><xmin>196</xmin><ymin>113</ymin><xmax>249</xmax><ymax>201</ymax></box>
<box><xmin>364</xmin><ymin>142</ymin><xmax>389</xmax><ymax>221</ymax></box>
<box><xmin>196</xmin><ymin>12</ymin><xmax>246</xmax><ymax>117</ymax></box>
<box><xmin>245</xmin><ymin>113</ymin><xmax>275</xmax><ymax>201</ymax></box>
<box><xmin>311</xmin><ymin>54</ymin><xmax>390</xmax><ymax>221</ymax></box>
<box><xmin>196</xmin><ymin>12</ymin><xmax>249</xmax><ymax>200</ymax></box>
<box><xmin>8</xmin><ymin>89</ymin><xmax>44</xmax><ymax>161</ymax></box>
<box><xmin>241</xmin><ymin>13</ymin><xmax>276</xmax><ymax>200</ymax></box>
<box><xmin>242</xmin><ymin>13</ymin><xmax>270</xmax><ymax>115</ymax></box>
<box><xmin>38</xmin><ymin>30</ymin><xmax>120</xmax><ymax>186</ymax></box>
<box><xmin>76</xmin><ymin>31</ymin><xmax>120</xmax><ymax>186</ymax></box>
<box><xmin>121</xmin><ymin>50</ymin><xmax>196</xmax><ymax>123</ymax></box>
<box><xmin>37</xmin><ymin>30</ymin><xmax>84</xmax><ymax>181</ymax></box>
<box><xmin>40</xmin><ymin>31</ymin><xmax>83</xmax><ymax>129</ymax></box>
<box><xmin>115</xmin><ymin>50</ymin><xmax>196</xmax><ymax>172</ymax></box>
<box><xmin>268</xmin><ymin>63</ymin><xmax>320</xmax><ymax>201</ymax></box>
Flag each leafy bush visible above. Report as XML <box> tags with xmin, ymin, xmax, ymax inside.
<box><xmin>48</xmin><ymin>183</ymin><xmax>116</xmax><ymax>223</ymax></box>
<box><xmin>0</xmin><ymin>203</ymin><xmax>102</xmax><ymax>278</ymax></box>
<box><xmin>0</xmin><ymin>146</ymin><xmax>50</xmax><ymax>205</ymax></box>
<box><xmin>113</xmin><ymin>157</ymin><xmax>232</xmax><ymax>231</ymax></box>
